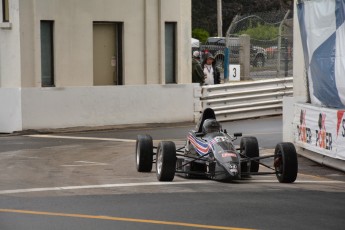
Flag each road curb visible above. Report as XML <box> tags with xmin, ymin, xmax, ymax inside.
<box><xmin>297</xmin><ymin>147</ymin><xmax>345</xmax><ymax>173</ymax></box>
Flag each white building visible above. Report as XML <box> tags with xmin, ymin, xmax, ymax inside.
<box><xmin>0</xmin><ymin>0</ymin><xmax>198</xmax><ymax>133</ymax></box>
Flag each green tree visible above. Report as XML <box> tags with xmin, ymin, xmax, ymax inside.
<box><xmin>191</xmin><ymin>0</ymin><xmax>292</xmax><ymax>36</ymax></box>
<box><xmin>192</xmin><ymin>28</ymin><xmax>210</xmax><ymax>43</ymax></box>
<box><xmin>238</xmin><ymin>24</ymin><xmax>279</xmax><ymax>40</ymax></box>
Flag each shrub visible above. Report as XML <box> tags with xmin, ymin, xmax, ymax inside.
<box><xmin>192</xmin><ymin>28</ymin><xmax>210</xmax><ymax>43</ymax></box>
<box><xmin>238</xmin><ymin>24</ymin><xmax>279</xmax><ymax>40</ymax></box>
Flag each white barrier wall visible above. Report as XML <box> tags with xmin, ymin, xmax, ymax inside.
<box><xmin>283</xmin><ymin>0</ymin><xmax>310</xmax><ymax>143</ymax></box>
<box><xmin>284</xmin><ymin>1</ymin><xmax>345</xmax><ymax>167</ymax></box>
<box><xmin>0</xmin><ymin>84</ymin><xmax>200</xmax><ymax>132</ymax></box>
<box><xmin>293</xmin><ymin>103</ymin><xmax>345</xmax><ymax>160</ymax></box>
<box><xmin>0</xmin><ymin>88</ymin><xmax>22</xmax><ymax>133</ymax></box>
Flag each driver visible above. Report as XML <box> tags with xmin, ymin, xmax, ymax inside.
<box><xmin>202</xmin><ymin>119</ymin><xmax>221</xmax><ymax>134</ymax></box>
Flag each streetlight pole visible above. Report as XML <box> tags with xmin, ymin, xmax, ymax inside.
<box><xmin>217</xmin><ymin>0</ymin><xmax>222</xmax><ymax>37</ymax></box>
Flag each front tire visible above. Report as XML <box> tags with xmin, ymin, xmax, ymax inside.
<box><xmin>136</xmin><ymin>135</ymin><xmax>153</xmax><ymax>172</ymax></box>
<box><xmin>274</xmin><ymin>142</ymin><xmax>298</xmax><ymax>183</ymax></box>
<box><xmin>240</xmin><ymin>137</ymin><xmax>260</xmax><ymax>173</ymax></box>
<box><xmin>156</xmin><ymin>141</ymin><xmax>176</xmax><ymax>181</ymax></box>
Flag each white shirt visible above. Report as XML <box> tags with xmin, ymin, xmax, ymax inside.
<box><xmin>203</xmin><ymin>64</ymin><xmax>214</xmax><ymax>85</ymax></box>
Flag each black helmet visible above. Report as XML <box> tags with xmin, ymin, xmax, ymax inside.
<box><xmin>202</xmin><ymin>119</ymin><xmax>221</xmax><ymax>134</ymax></box>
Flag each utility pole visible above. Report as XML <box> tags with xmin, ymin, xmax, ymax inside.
<box><xmin>217</xmin><ymin>0</ymin><xmax>222</xmax><ymax>37</ymax></box>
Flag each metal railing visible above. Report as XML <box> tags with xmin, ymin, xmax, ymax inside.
<box><xmin>200</xmin><ymin>77</ymin><xmax>293</xmax><ymax>121</ymax></box>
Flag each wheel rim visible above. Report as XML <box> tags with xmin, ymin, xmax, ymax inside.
<box><xmin>157</xmin><ymin>149</ymin><xmax>162</xmax><ymax>175</ymax></box>
<box><xmin>136</xmin><ymin>143</ymin><xmax>140</xmax><ymax>166</ymax></box>
<box><xmin>274</xmin><ymin>151</ymin><xmax>283</xmax><ymax>176</ymax></box>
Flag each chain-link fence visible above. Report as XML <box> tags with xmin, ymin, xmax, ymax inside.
<box><xmin>225</xmin><ymin>10</ymin><xmax>293</xmax><ymax>80</ymax></box>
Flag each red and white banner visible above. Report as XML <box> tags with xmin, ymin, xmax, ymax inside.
<box><xmin>293</xmin><ymin>103</ymin><xmax>345</xmax><ymax>160</ymax></box>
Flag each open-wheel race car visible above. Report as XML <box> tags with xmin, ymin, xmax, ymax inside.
<box><xmin>135</xmin><ymin>108</ymin><xmax>298</xmax><ymax>183</ymax></box>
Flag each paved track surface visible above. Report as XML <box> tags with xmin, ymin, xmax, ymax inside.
<box><xmin>1</xmin><ymin>116</ymin><xmax>345</xmax><ymax>230</ymax></box>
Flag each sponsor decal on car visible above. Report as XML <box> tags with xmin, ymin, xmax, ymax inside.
<box><xmin>188</xmin><ymin>133</ymin><xmax>210</xmax><ymax>155</ymax></box>
<box><xmin>213</xmin><ymin>136</ymin><xmax>229</xmax><ymax>142</ymax></box>
<box><xmin>221</xmin><ymin>152</ymin><xmax>237</xmax><ymax>158</ymax></box>
<box><xmin>229</xmin><ymin>163</ymin><xmax>238</xmax><ymax>175</ymax></box>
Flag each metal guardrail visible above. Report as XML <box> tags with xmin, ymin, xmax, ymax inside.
<box><xmin>201</xmin><ymin>77</ymin><xmax>293</xmax><ymax>121</ymax></box>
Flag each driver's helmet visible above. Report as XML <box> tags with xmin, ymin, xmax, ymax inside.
<box><xmin>202</xmin><ymin>119</ymin><xmax>221</xmax><ymax>134</ymax></box>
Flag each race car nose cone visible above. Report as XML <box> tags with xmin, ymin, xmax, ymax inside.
<box><xmin>229</xmin><ymin>163</ymin><xmax>238</xmax><ymax>176</ymax></box>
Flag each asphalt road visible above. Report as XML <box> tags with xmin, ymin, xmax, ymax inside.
<box><xmin>1</xmin><ymin>116</ymin><xmax>345</xmax><ymax>230</ymax></box>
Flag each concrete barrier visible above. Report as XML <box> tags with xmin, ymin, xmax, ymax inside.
<box><xmin>0</xmin><ymin>84</ymin><xmax>201</xmax><ymax>132</ymax></box>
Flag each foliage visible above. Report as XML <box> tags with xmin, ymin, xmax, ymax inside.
<box><xmin>192</xmin><ymin>28</ymin><xmax>210</xmax><ymax>43</ymax></box>
<box><xmin>191</xmin><ymin>0</ymin><xmax>292</xmax><ymax>36</ymax></box>
<box><xmin>237</xmin><ymin>24</ymin><xmax>279</xmax><ymax>40</ymax></box>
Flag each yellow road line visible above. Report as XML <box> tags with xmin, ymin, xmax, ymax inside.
<box><xmin>0</xmin><ymin>209</ymin><xmax>256</xmax><ymax>230</ymax></box>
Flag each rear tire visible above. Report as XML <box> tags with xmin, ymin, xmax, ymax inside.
<box><xmin>156</xmin><ymin>141</ymin><xmax>176</xmax><ymax>181</ymax></box>
<box><xmin>240</xmin><ymin>137</ymin><xmax>259</xmax><ymax>173</ymax></box>
<box><xmin>274</xmin><ymin>142</ymin><xmax>298</xmax><ymax>183</ymax></box>
<box><xmin>136</xmin><ymin>135</ymin><xmax>153</xmax><ymax>172</ymax></box>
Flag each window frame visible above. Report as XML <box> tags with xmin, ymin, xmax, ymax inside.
<box><xmin>164</xmin><ymin>22</ymin><xmax>177</xmax><ymax>84</ymax></box>
<box><xmin>2</xmin><ymin>0</ymin><xmax>9</xmax><ymax>22</ymax></box>
<box><xmin>40</xmin><ymin>20</ymin><xmax>55</xmax><ymax>87</ymax></box>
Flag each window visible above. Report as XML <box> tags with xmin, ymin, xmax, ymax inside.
<box><xmin>40</xmin><ymin>20</ymin><xmax>55</xmax><ymax>87</ymax></box>
<box><xmin>165</xmin><ymin>22</ymin><xmax>176</xmax><ymax>84</ymax></box>
<box><xmin>2</xmin><ymin>0</ymin><xmax>9</xmax><ymax>22</ymax></box>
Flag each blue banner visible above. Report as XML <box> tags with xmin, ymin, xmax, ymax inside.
<box><xmin>297</xmin><ymin>0</ymin><xmax>345</xmax><ymax>108</ymax></box>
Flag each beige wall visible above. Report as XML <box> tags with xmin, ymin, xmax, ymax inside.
<box><xmin>0</xmin><ymin>0</ymin><xmax>21</xmax><ymax>87</ymax></box>
<box><xmin>0</xmin><ymin>0</ymin><xmax>193</xmax><ymax>132</ymax></box>
<box><xmin>2</xmin><ymin>0</ymin><xmax>191</xmax><ymax>87</ymax></box>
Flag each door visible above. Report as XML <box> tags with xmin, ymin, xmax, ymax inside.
<box><xmin>93</xmin><ymin>23</ymin><xmax>122</xmax><ymax>85</ymax></box>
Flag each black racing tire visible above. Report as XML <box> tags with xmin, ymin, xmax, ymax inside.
<box><xmin>136</xmin><ymin>134</ymin><xmax>153</xmax><ymax>172</ymax></box>
<box><xmin>274</xmin><ymin>142</ymin><xmax>298</xmax><ymax>183</ymax></box>
<box><xmin>240</xmin><ymin>137</ymin><xmax>260</xmax><ymax>173</ymax></box>
<box><xmin>253</xmin><ymin>55</ymin><xmax>265</xmax><ymax>67</ymax></box>
<box><xmin>156</xmin><ymin>141</ymin><xmax>176</xmax><ymax>181</ymax></box>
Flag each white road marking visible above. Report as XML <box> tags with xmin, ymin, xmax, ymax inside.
<box><xmin>60</xmin><ymin>164</ymin><xmax>108</xmax><ymax>167</ymax></box>
<box><xmin>60</xmin><ymin>161</ymin><xmax>109</xmax><ymax>167</ymax></box>
<box><xmin>1</xmin><ymin>179</ymin><xmax>344</xmax><ymax>195</ymax></box>
<box><xmin>241</xmin><ymin>180</ymin><xmax>345</xmax><ymax>184</ymax></box>
<box><xmin>25</xmin><ymin>134</ymin><xmax>186</xmax><ymax>143</ymax></box>
<box><xmin>24</xmin><ymin>134</ymin><xmax>136</xmax><ymax>143</ymax></box>
<box><xmin>0</xmin><ymin>181</ymin><xmax>212</xmax><ymax>195</ymax></box>
<box><xmin>75</xmin><ymin>161</ymin><xmax>103</xmax><ymax>164</ymax></box>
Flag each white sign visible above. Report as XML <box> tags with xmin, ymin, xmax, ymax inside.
<box><xmin>294</xmin><ymin>103</ymin><xmax>345</xmax><ymax>160</ymax></box>
<box><xmin>229</xmin><ymin>65</ymin><xmax>240</xmax><ymax>81</ymax></box>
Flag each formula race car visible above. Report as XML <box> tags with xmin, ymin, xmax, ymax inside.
<box><xmin>135</xmin><ymin>108</ymin><xmax>298</xmax><ymax>183</ymax></box>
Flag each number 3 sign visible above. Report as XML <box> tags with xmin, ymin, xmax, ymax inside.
<box><xmin>229</xmin><ymin>65</ymin><xmax>240</xmax><ymax>81</ymax></box>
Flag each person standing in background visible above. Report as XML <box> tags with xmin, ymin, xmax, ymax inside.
<box><xmin>192</xmin><ymin>51</ymin><xmax>205</xmax><ymax>85</ymax></box>
<box><xmin>201</xmin><ymin>53</ymin><xmax>220</xmax><ymax>85</ymax></box>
